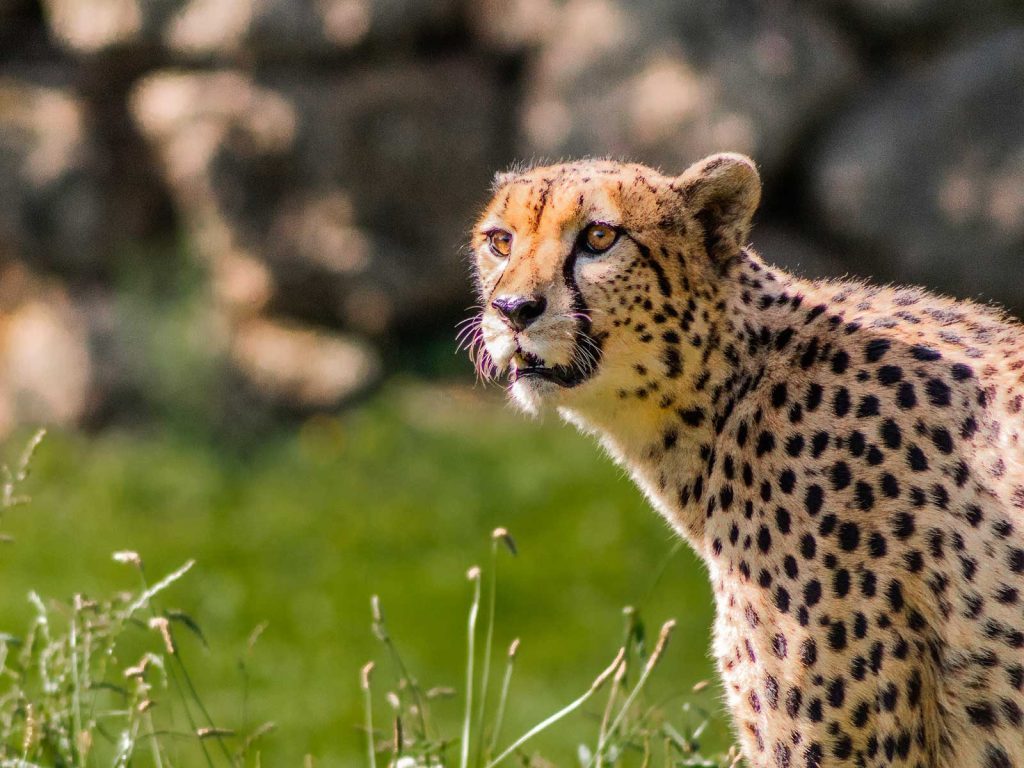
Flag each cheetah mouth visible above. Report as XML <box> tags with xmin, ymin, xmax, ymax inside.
<box><xmin>510</xmin><ymin>343</ymin><xmax>599</xmax><ymax>389</ymax></box>
<box><xmin>512</xmin><ymin>363</ymin><xmax>584</xmax><ymax>387</ymax></box>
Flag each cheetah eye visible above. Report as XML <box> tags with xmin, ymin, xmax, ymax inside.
<box><xmin>487</xmin><ymin>229</ymin><xmax>513</xmax><ymax>258</ymax></box>
<box><xmin>581</xmin><ymin>223</ymin><xmax>619</xmax><ymax>254</ymax></box>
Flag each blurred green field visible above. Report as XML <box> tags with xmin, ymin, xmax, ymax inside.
<box><xmin>0</xmin><ymin>381</ymin><xmax>727</xmax><ymax>766</ymax></box>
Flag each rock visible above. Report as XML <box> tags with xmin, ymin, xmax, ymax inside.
<box><xmin>229</xmin><ymin>317</ymin><xmax>380</xmax><ymax>410</ymax></box>
<box><xmin>0</xmin><ymin>0</ymin><xmax>22</xmax><ymax>16</ymax></box>
<box><xmin>0</xmin><ymin>263</ymin><xmax>93</xmax><ymax>437</ymax></box>
<box><xmin>0</xmin><ymin>70</ymin><xmax>165</xmax><ymax>278</ymax></box>
<box><xmin>520</xmin><ymin>0</ymin><xmax>858</xmax><ymax>177</ymax></box>
<box><xmin>130</xmin><ymin>61</ymin><xmax>506</xmax><ymax>335</ymax></box>
<box><xmin>0</xmin><ymin>0</ymin><xmax>46</xmax><ymax>51</ymax></box>
<box><xmin>129</xmin><ymin>69</ymin><xmax>296</xmax><ymax>318</ymax></box>
<box><xmin>820</xmin><ymin>0</ymin><xmax>1013</xmax><ymax>38</ymax></box>
<box><xmin>467</xmin><ymin>0</ymin><xmax>559</xmax><ymax>52</ymax></box>
<box><xmin>41</xmin><ymin>0</ymin><xmax>460</xmax><ymax>57</ymax></box>
<box><xmin>809</xmin><ymin>28</ymin><xmax>1024</xmax><ymax>312</ymax></box>
<box><xmin>0</xmin><ymin>74</ymin><xmax>108</xmax><ymax>276</ymax></box>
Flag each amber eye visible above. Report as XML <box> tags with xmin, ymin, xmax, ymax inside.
<box><xmin>487</xmin><ymin>229</ymin><xmax>513</xmax><ymax>258</ymax></box>
<box><xmin>582</xmin><ymin>223</ymin><xmax>618</xmax><ymax>254</ymax></box>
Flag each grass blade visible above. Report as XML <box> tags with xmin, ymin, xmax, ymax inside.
<box><xmin>587</xmin><ymin>620</ymin><xmax>676</xmax><ymax>768</ymax></box>
<box><xmin>486</xmin><ymin>638</ymin><xmax>519</xmax><ymax>762</ymax></box>
<box><xmin>361</xmin><ymin>662</ymin><xmax>377</xmax><ymax>768</ymax></box>
<box><xmin>460</xmin><ymin>566</ymin><xmax>482</xmax><ymax>768</ymax></box>
<box><xmin>486</xmin><ymin>646</ymin><xmax>625</xmax><ymax>768</ymax></box>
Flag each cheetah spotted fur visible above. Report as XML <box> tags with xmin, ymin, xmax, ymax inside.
<box><xmin>467</xmin><ymin>153</ymin><xmax>1024</xmax><ymax>767</ymax></box>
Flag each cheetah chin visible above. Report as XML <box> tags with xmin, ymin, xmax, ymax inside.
<box><xmin>469</xmin><ymin>152</ymin><xmax>1024</xmax><ymax>768</ymax></box>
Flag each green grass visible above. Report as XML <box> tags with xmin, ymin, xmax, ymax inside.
<box><xmin>0</xmin><ymin>381</ymin><xmax>727</xmax><ymax>766</ymax></box>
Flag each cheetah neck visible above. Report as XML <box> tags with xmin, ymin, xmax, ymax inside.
<box><xmin>561</xmin><ymin>250</ymin><xmax>825</xmax><ymax>551</ymax></box>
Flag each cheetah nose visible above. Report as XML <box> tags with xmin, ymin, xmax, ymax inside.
<box><xmin>491</xmin><ymin>295</ymin><xmax>547</xmax><ymax>331</ymax></box>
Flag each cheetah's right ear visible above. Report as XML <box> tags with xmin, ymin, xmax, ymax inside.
<box><xmin>677</xmin><ymin>153</ymin><xmax>761</xmax><ymax>264</ymax></box>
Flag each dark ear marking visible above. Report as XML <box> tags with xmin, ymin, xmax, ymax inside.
<box><xmin>678</xmin><ymin>153</ymin><xmax>761</xmax><ymax>268</ymax></box>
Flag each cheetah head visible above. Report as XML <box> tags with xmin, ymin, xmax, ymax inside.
<box><xmin>467</xmin><ymin>153</ymin><xmax>761</xmax><ymax>418</ymax></box>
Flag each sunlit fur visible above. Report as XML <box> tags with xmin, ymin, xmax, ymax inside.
<box><xmin>468</xmin><ymin>153</ymin><xmax>1024</xmax><ymax>768</ymax></box>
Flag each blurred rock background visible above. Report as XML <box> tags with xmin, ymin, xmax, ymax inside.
<box><xmin>1</xmin><ymin>0</ymin><xmax>1023</xmax><ymax>437</ymax></box>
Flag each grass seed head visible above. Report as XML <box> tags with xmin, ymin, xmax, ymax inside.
<box><xmin>148</xmin><ymin>616</ymin><xmax>176</xmax><ymax>655</ymax></box>
<box><xmin>361</xmin><ymin>661</ymin><xmax>375</xmax><ymax>691</ymax></box>
<box><xmin>22</xmin><ymin>703</ymin><xmax>37</xmax><ymax>755</ymax></box>
<box><xmin>371</xmin><ymin>595</ymin><xmax>383</xmax><ymax>623</ymax></box>
<box><xmin>112</xmin><ymin>550</ymin><xmax>143</xmax><ymax>568</ymax></box>
<box><xmin>77</xmin><ymin>728</ymin><xmax>92</xmax><ymax>760</ymax></box>
<box><xmin>590</xmin><ymin>647</ymin><xmax>627</xmax><ymax>693</ymax></box>
<box><xmin>197</xmin><ymin>727</ymin><xmax>235</xmax><ymax>739</ymax></box>
<box><xmin>491</xmin><ymin>527</ymin><xmax>517</xmax><ymax>555</ymax></box>
<box><xmin>392</xmin><ymin>716</ymin><xmax>403</xmax><ymax>753</ymax></box>
<box><xmin>644</xmin><ymin>619</ymin><xmax>676</xmax><ymax>674</ymax></box>
<box><xmin>124</xmin><ymin>655</ymin><xmax>153</xmax><ymax>678</ymax></box>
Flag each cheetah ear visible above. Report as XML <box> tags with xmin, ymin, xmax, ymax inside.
<box><xmin>677</xmin><ymin>153</ymin><xmax>761</xmax><ymax>263</ymax></box>
<box><xmin>491</xmin><ymin>170</ymin><xmax>518</xmax><ymax>193</ymax></box>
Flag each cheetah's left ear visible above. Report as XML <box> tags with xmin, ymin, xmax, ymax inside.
<box><xmin>677</xmin><ymin>153</ymin><xmax>761</xmax><ymax>263</ymax></box>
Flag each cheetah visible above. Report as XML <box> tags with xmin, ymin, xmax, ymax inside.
<box><xmin>466</xmin><ymin>153</ymin><xmax>1024</xmax><ymax>767</ymax></box>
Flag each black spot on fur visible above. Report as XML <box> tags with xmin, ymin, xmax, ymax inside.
<box><xmin>910</xmin><ymin>345</ymin><xmax>941</xmax><ymax>361</ymax></box>
<box><xmin>865</xmin><ymin>339</ymin><xmax>890</xmax><ymax>362</ymax></box>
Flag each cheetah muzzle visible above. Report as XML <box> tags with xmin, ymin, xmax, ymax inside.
<box><xmin>468</xmin><ymin>153</ymin><xmax>1024</xmax><ymax>768</ymax></box>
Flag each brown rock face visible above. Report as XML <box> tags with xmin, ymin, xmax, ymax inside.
<box><xmin>520</xmin><ymin>0</ymin><xmax>858</xmax><ymax>176</ymax></box>
<box><xmin>0</xmin><ymin>75</ymin><xmax>107</xmax><ymax>276</ymax></box>
<box><xmin>230</xmin><ymin>318</ymin><xmax>379</xmax><ymax>410</ymax></box>
<box><xmin>41</xmin><ymin>0</ymin><xmax>460</xmax><ymax>57</ymax></box>
<box><xmin>3</xmin><ymin>0</ymin><xmax>1021</xmax><ymax>433</ymax></box>
<box><xmin>131</xmin><ymin>61</ymin><xmax>505</xmax><ymax>335</ymax></box>
<box><xmin>0</xmin><ymin>264</ymin><xmax>93</xmax><ymax>435</ymax></box>
<box><xmin>819</xmin><ymin>0</ymin><xmax>1008</xmax><ymax>36</ymax></box>
<box><xmin>809</xmin><ymin>28</ymin><xmax>1024</xmax><ymax>310</ymax></box>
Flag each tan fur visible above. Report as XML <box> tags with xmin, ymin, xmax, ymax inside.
<box><xmin>468</xmin><ymin>154</ymin><xmax>1024</xmax><ymax>768</ymax></box>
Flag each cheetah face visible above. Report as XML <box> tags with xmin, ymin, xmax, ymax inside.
<box><xmin>467</xmin><ymin>154</ymin><xmax>761</xmax><ymax>416</ymax></box>
<box><xmin>469</xmin><ymin>165</ymin><xmax>648</xmax><ymax>413</ymax></box>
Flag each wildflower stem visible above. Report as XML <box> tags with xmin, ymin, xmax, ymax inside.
<box><xmin>361</xmin><ymin>662</ymin><xmax>377</xmax><ymax>768</ymax></box>
<box><xmin>588</xmin><ymin>620</ymin><xmax>676</xmax><ymax>768</ymax></box>
<box><xmin>594</xmin><ymin>648</ymin><xmax>627</xmax><ymax>768</ymax></box>
<box><xmin>460</xmin><ymin>566</ymin><xmax>482</xmax><ymax>768</ymax></box>
<box><xmin>638</xmin><ymin>541</ymin><xmax>683</xmax><ymax>609</ymax></box>
<box><xmin>174</xmin><ymin>646</ymin><xmax>234</xmax><ymax>762</ymax></box>
<box><xmin>486</xmin><ymin>638</ymin><xmax>519</xmax><ymax>761</ymax></box>
<box><xmin>135</xmin><ymin>566</ymin><xmax>219</xmax><ymax>768</ymax></box>
<box><xmin>68</xmin><ymin>604</ymin><xmax>84</xmax><ymax>766</ymax></box>
<box><xmin>165</xmin><ymin>653</ymin><xmax>216</xmax><ymax>768</ymax></box>
<box><xmin>145</xmin><ymin>708</ymin><xmax>166</xmax><ymax>768</ymax></box>
<box><xmin>371</xmin><ymin>596</ymin><xmax>431</xmax><ymax>741</ymax></box>
<box><xmin>473</xmin><ymin>533</ymin><xmax>502</xmax><ymax>765</ymax></box>
<box><xmin>486</xmin><ymin>647</ymin><xmax>625</xmax><ymax>768</ymax></box>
